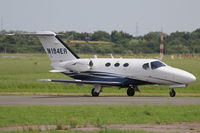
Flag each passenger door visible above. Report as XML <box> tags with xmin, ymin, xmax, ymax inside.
<box><xmin>141</xmin><ymin>63</ymin><xmax>152</xmax><ymax>81</ymax></box>
<box><xmin>133</xmin><ymin>62</ymin><xmax>152</xmax><ymax>81</ymax></box>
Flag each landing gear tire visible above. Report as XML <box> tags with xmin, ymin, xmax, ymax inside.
<box><xmin>127</xmin><ymin>87</ymin><xmax>135</xmax><ymax>96</ymax></box>
<box><xmin>169</xmin><ymin>89</ymin><xmax>176</xmax><ymax>97</ymax></box>
<box><xmin>91</xmin><ymin>88</ymin><xmax>100</xmax><ymax>97</ymax></box>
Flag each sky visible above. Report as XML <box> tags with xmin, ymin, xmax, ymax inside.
<box><xmin>0</xmin><ymin>0</ymin><xmax>200</xmax><ymax>36</ymax></box>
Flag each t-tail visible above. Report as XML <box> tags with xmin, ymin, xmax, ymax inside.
<box><xmin>36</xmin><ymin>31</ymin><xmax>79</xmax><ymax>63</ymax></box>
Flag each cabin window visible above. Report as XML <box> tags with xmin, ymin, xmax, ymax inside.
<box><xmin>114</xmin><ymin>63</ymin><xmax>120</xmax><ymax>67</ymax></box>
<box><xmin>105</xmin><ymin>62</ymin><xmax>111</xmax><ymax>67</ymax></box>
<box><xmin>123</xmin><ymin>63</ymin><xmax>129</xmax><ymax>67</ymax></box>
<box><xmin>151</xmin><ymin>61</ymin><xmax>165</xmax><ymax>70</ymax></box>
<box><xmin>142</xmin><ymin>63</ymin><xmax>149</xmax><ymax>70</ymax></box>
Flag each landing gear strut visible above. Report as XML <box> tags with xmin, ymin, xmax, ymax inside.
<box><xmin>127</xmin><ymin>86</ymin><xmax>135</xmax><ymax>96</ymax></box>
<box><xmin>169</xmin><ymin>89</ymin><xmax>176</xmax><ymax>97</ymax></box>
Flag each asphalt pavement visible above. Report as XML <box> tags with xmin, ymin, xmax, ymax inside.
<box><xmin>0</xmin><ymin>95</ymin><xmax>200</xmax><ymax>106</ymax></box>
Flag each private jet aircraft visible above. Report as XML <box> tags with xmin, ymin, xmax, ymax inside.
<box><xmin>25</xmin><ymin>31</ymin><xmax>196</xmax><ymax>97</ymax></box>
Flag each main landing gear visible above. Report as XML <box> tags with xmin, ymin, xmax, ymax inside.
<box><xmin>169</xmin><ymin>88</ymin><xmax>176</xmax><ymax>97</ymax></box>
<box><xmin>127</xmin><ymin>86</ymin><xmax>140</xmax><ymax>96</ymax></box>
<box><xmin>91</xmin><ymin>86</ymin><xmax>102</xmax><ymax>97</ymax></box>
<box><xmin>91</xmin><ymin>88</ymin><xmax>100</xmax><ymax>96</ymax></box>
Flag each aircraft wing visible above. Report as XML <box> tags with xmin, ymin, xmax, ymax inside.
<box><xmin>39</xmin><ymin>79</ymin><xmax>122</xmax><ymax>86</ymax></box>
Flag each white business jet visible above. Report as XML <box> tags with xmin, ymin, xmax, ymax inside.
<box><xmin>29</xmin><ymin>31</ymin><xmax>196</xmax><ymax>97</ymax></box>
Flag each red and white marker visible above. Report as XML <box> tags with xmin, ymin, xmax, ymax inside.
<box><xmin>160</xmin><ymin>30</ymin><xmax>164</xmax><ymax>60</ymax></box>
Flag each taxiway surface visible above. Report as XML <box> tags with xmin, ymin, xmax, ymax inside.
<box><xmin>0</xmin><ymin>95</ymin><xmax>200</xmax><ymax>106</ymax></box>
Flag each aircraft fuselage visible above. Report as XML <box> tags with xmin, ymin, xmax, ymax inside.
<box><xmin>55</xmin><ymin>58</ymin><xmax>196</xmax><ymax>88</ymax></box>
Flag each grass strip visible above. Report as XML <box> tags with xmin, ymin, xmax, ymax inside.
<box><xmin>0</xmin><ymin>105</ymin><xmax>200</xmax><ymax>127</ymax></box>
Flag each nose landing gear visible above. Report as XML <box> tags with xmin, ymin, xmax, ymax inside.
<box><xmin>169</xmin><ymin>88</ymin><xmax>176</xmax><ymax>97</ymax></box>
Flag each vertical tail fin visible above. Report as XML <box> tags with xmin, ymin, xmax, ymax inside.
<box><xmin>36</xmin><ymin>31</ymin><xmax>79</xmax><ymax>62</ymax></box>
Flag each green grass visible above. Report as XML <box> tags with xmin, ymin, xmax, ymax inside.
<box><xmin>0</xmin><ymin>54</ymin><xmax>199</xmax><ymax>96</ymax></box>
<box><xmin>0</xmin><ymin>105</ymin><xmax>200</xmax><ymax>127</ymax></box>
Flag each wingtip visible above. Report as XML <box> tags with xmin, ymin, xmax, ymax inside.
<box><xmin>38</xmin><ymin>79</ymin><xmax>52</xmax><ymax>82</ymax></box>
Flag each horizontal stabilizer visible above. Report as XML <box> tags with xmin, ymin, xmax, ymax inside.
<box><xmin>39</xmin><ymin>79</ymin><xmax>122</xmax><ymax>86</ymax></box>
<box><xmin>5</xmin><ymin>31</ymin><xmax>56</xmax><ymax>36</ymax></box>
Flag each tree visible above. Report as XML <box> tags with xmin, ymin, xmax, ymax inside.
<box><xmin>91</xmin><ymin>31</ymin><xmax>110</xmax><ymax>41</ymax></box>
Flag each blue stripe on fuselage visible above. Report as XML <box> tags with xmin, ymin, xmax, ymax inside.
<box><xmin>62</xmin><ymin>71</ymin><xmax>152</xmax><ymax>87</ymax></box>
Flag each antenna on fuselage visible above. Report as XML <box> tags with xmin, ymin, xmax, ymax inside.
<box><xmin>94</xmin><ymin>55</ymin><xmax>97</xmax><ymax>58</ymax></box>
<box><xmin>109</xmin><ymin>53</ymin><xmax>114</xmax><ymax>58</ymax></box>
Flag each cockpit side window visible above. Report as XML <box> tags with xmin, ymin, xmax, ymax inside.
<box><xmin>151</xmin><ymin>61</ymin><xmax>165</xmax><ymax>70</ymax></box>
<box><xmin>142</xmin><ymin>63</ymin><xmax>149</xmax><ymax>70</ymax></box>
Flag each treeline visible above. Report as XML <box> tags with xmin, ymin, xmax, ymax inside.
<box><xmin>0</xmin><ymin>29</ymin><xmax>200</xmax><ymax>54</ymax></box>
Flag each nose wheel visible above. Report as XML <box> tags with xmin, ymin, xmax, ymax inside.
<box><xmin>169</xmin><ymin>89</ymin><xmax>176</xmax><ymax>97</ymax></box>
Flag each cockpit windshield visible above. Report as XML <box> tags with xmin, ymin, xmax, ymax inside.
<box><xmin>151</xmin><ymin>61</ymin><xmax>166</xmax><ymax>70</ymax></box>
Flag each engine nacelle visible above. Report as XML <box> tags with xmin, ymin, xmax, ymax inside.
<box><xmin>62</xmin><ymin>59</ymin><xmax>93</xmax><ymax>72</ymax></box>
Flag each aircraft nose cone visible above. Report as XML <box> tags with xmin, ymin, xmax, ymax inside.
<box><xmin>182</xmin><ymin>72</ymin><xmax>196</xmax><ymax>84</ymax></box>
<box><xmin>188</xmin><ymin>73</ymin><xmax>196</xmax><ymax>83</ymax></box>
<box><xmin>162</xmin><ymin>67</ymin><xmax>196</xmax><ymax>84</ymax></box>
